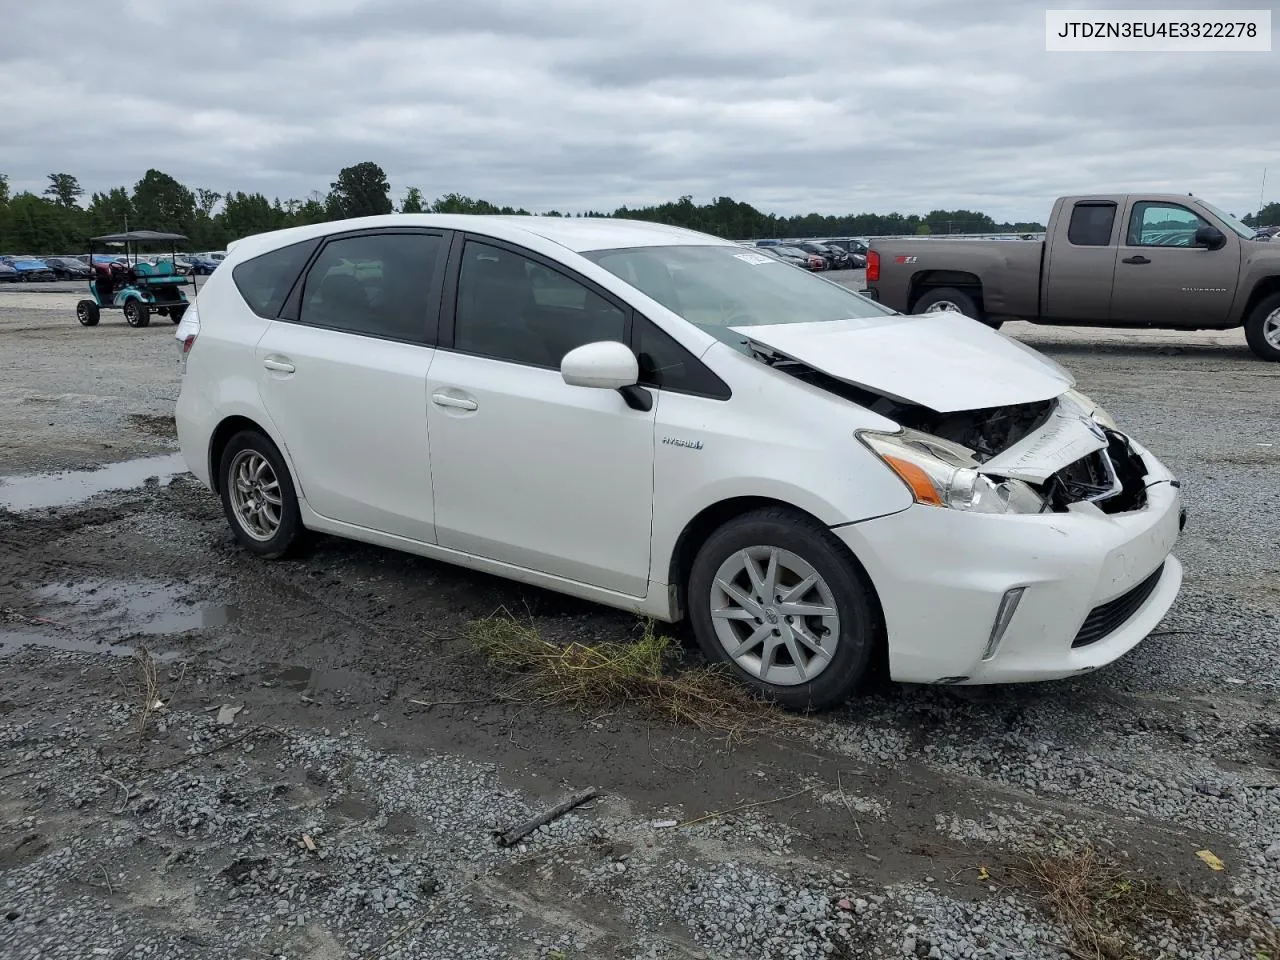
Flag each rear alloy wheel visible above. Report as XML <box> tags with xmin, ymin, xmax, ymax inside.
<box><xmin>76</xmin><ymin>300</ymin><xmax>100</xmax><ymax>327</ymax></box>
<box><xmin>688</xmin><ymin>507</ymin><xmax>882</xmax><ymax>711</ymax></box>
<box><xmin>1244</xmin><ymin>292</ymin><xmax>1280</xmax><ymax>361</ymax></box>
<box><xmin>218</xmin><ymin>430</ymin><xmax>304</xmax><ymax>559</ymax></box>
<box><xmin>913</xmin><ymin>286</ymin><xmax>1002</xmax><ymax>330</ymax></box>
<box><xmin>123</xmin><ymin>299</ymin><xmax>150</xmax><ymax>328</ymax></box>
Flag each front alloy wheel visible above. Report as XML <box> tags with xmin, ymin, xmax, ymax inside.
<box><xmin>709</xmin><ymin>547</ymin><xmax>839</xmax><ymax>686</ymax></box>
<box><xmin>688</xmin><ymin>506</ymin><xmax>882</xmax><ymax>711</ymax></box>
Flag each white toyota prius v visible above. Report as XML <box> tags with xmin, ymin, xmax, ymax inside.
<box><xmin>174</xmin><ymin>215</ymin><xmax>1185</xmax><ymax>710</ymax></box>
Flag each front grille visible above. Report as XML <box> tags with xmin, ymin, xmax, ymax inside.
<box><xmin>1071</xmin><ymin>562</ymin><xmax>1165</xmax><ymax>648</ymax></box>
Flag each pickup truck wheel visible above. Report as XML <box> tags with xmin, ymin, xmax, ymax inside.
<box><xmin>914</xmin><ymin>287</ymin><xmax>1001</xmax><ymax>329</ymax></box>
<box><xmin>1244</xmin><ymin>293</ymin><xmax>1280</xmax><ymax>361</ymax></box>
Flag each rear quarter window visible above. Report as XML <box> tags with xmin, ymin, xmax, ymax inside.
<box><xmin>231</xmin><ymin>238</ymin><xmax>321</xmax><ymax>319</ymax></box>
<box><xmin>1067</xmin><ymin>203</ymin><xmax>1117</xmax><ymax>246</ymax></box>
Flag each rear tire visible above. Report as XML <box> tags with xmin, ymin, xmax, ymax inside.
<box><xmin>170</xmin><ymin>305</ymin><xmax>187</xmax><ymax>324</ymax></box>
<box><xmin>687</xmin><ymin>507</ymin><xmax>882</xmax><ymax>712</ymax></box>
<box><xmin>218</xmin><ymin>430</ymin><xmax>304</xmax><ymax>559</ymax></box>
<box><xmin>123</xmin><ymin>299</ymin><xmax>150</xmax><ymax>328</ymax></box>
<box><xmin>914</xmin><ymin>286</ymin><xmax>1002</xmax><ymax>329</ymax></box>
<box><xmin>1244</xmin><ymin>292</ymin><xmax>1280</xmax><ymax>361</ymax></box>
<box><xmin>76</xmin><ymin>300</ymin><xmax>100</xmax><ymax>327</ymax></box>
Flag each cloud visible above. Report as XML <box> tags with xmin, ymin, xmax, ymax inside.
<box><xmin>0</xmin><ymin>0</ymin><xmax>1275</xmax><ymax>220</ymax></box>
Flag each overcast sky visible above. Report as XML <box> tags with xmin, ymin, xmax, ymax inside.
<box><xmin>1</xmin><ymin>0</ymin><xmax>1276</xmax><ymax>221</ymax></box>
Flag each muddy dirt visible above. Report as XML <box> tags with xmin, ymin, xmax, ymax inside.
<box><xmin>1</xmin><ymin>278</ymin><xmax>1278</xmax><ymax>959</ymax></box>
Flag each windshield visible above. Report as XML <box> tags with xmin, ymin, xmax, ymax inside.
<box><xmin>1199</xmin><ymin>200</ymin><xmax>1255</xmax><ymax>239</ymax></box>
<box><xmin>583</xmin><ymin>244</ymin><xmax>896</xmax><ymax>351</ymax></box>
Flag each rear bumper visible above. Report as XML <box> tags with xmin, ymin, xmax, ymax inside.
<box><xmin>860</xmin><ymin>286</ymin><xmax>879</xmax><ymax>302</ymax></box>
<box><xmin>836</xmin><ymin>444</ymin><xmax>1184</xmax><ymax>684</ymax></box>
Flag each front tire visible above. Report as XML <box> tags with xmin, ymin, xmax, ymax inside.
<box><xmin>76</xmin><ymin>300</ymin><xmax>100</xmax><ymax>327</ymax></box>
<box><xmin>687</xmin><ymin>507</ymin><xmax>882</xmax><ymax>711</ymax></box>
<box><xmin>123</xmin><ymin>299</ymin><xmax>150</xmax><ymax>328</ymax></box>
<box><xmin>914</xmin><ymin>286</ymin><xmax>1001</xmax><ymax>329</ymax></box>
<box><xmin>218</xmin><ymin>430</ymin><xmax>304</xmax><ymax>559</ymax></box>
<box><xmin>1244</xmin><ymin>292</ymin><xmax>1280</xmax><ymax>361</ymax></box>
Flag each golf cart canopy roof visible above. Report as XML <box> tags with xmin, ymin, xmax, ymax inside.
<box><xmin>91</xmin><ymin>230</ymin><xmax>188</xmax><ymax>242</ymax></box>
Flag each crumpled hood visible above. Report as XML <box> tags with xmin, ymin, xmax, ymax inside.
<box><xmin>731</xmin><ymin>313</ymin><xmax>1074</xmax><ymax>413</ymax></box>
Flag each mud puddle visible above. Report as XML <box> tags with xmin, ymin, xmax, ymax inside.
<box><xmin>30</xmin><ymin>577</ymin><xmax>239</xmax><ymax>635</ymax></box>
<box><xmin>0</xmin><ymin>453</ymin><xmax>189</xmax><ymax>511</ymax></box>
<box><xmin>0</xmin><ymin>626</ymin><xmax>182</xmax><ymax>661</ymax></box>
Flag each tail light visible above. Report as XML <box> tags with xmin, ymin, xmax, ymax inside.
<box><xmin>866</xmin><ymin>250</ymin><xmax>880</xmax><ymax>282</ymax></box>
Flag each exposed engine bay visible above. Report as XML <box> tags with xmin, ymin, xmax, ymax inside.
<box><xmin>758</xmin><ymin>350</ymin><xmax>1150</xmax><ymax>514</ymax></box>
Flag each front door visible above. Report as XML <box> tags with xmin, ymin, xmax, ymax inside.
<box><xmin>425</xmin><ymin>238</ymin><xmax>656</xmax><ymax>596</ymax></box>
<box><xmin>1109</xmin><ymin>200</ymin><xmax>1239</xmax><ymax>327</ymax></box>
<box><xmin>254</xmin><ymin>229</ymin><xmax>447</xmax><ymax>542</ymax></box>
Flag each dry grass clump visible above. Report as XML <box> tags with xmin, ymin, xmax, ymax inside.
<box><xmin>466</xmin><ymin>613</ymin><xmax>796</xmax><ymax>737</ymax></box>
<box><xmin>1015</xmin><ymin>847</ymin><xmax>1194</xmax><ymax>959</ymax></box>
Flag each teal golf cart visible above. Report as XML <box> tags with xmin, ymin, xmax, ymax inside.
<box><xmin>76</xmin><ymin>230</ymin><xmax>194</xmax><ymax>328</ymax></box>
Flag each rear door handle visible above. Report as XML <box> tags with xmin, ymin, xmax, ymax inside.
<box><xmin>431</xmin><ymin>392</ymin><xmax>478</xmax><ymax>411</ymax></box>
<box><xmin>1121</xmin><ymin>255</ymin><xmax>1151</xmax><ymax>265</ymax></box>
<box><xmin>263</xmin><ymin>357</ymin><xmax>295</xmax><ymax>373</ymax></box>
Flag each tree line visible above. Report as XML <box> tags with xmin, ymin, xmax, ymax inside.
<box><xmin>7</xmin><ymin>160</ymin><xmax>1271</xmax><ymax>255</ymax></box>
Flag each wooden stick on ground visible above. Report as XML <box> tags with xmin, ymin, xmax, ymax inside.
<box><xmin>497</xmin><ymin>788</ymin><xmax>600</xmax><ymax>847</ymax></box>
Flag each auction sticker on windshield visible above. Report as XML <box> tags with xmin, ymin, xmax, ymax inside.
<box><xmin>734</xmin><ymin>252</ymin><xmax>777</xmax><ymax>265</ymax></box>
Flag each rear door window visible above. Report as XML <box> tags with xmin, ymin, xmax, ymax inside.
<box><xmin>1067</xmin><ymin>202</ymin><xmax>1117</xmax><ymax>246</ymax></box>
<box><xmin>297</xmin><ymin>232</ymin><xmax>444</xmax><ymax>343</ymax></box>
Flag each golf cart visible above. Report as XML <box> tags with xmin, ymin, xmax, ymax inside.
<box><xmin>76</xmin><ymin>230</ymin><xmax>194</xmax><ymax>328</ymax></box>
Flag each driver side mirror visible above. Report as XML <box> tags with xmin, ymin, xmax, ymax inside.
<box><xmin>1194</xmin><ymin>225</ymin><xmax>1226</xmax><ymax>251</ymax></box>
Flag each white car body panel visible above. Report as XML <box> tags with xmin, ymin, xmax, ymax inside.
<box><xmin>176</xmin><ymin>214</ymin><xmax>1184</xmax><ymax>692</ymax></box>
<box><xmin>731</xmin><ymin>313</ymin><xmax>1074</xmax><ymax>412</ymax></box>
<box><xmin>254</xmin><ymin>321</ymin><xmax>437</xmax><ymax>543</ymax></box>
<box><xmin>976</xmin><ymin>394</ymin><xmax>1109</xmax><ymax>482</ymax></box>
<box><xmin>425</xmin><ymin>350</ymin><xmax>656</xmax><ymax>597</ymax></box>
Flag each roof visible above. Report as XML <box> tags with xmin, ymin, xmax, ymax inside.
<box><xmin>226</xmin><ymin>215</ymin><xmax>729</xmax><ymax>259</ymax></box>
<box><xmin>92</xmin><ymin>230</ymin><xmax>188</xmax><ymax>243</ymax></box>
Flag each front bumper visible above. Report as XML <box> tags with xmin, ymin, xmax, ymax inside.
<box><xmin>837</xmin><ymin>443</ymin><xmax>1184</xmax><ymax>684</ymax></box>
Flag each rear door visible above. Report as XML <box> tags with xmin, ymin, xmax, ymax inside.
<box><xmin>1041</xmin><ymin>200</ymin><xmax>1120</xmax><ymax>322</ymax></box>
<box><xmin>1109</xmin><ymin>199</ymin><xmax>1239</xmax><ymax>327</ymax></box>
<box><xmin>253</xmin><ymin>228</ymin><xmax>448</xmax><ymax>542</ymax></box>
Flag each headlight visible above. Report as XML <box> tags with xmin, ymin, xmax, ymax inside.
<box><xmin>1063</xmin><ymin>388</ymin><xmax>1117</xmax><ymax>431</ymax></box>
<box><xmin>859</xmin><ymin>428</ymin><xmax>1047</xmax><ymax>515</ymax></box>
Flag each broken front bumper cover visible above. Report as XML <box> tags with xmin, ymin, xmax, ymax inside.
<box><xmin>837</xmin><ymin>439</ymin><xmax>1184</xmax><ymax>685</ymax></box>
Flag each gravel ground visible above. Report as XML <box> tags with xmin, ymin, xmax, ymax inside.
<box><xmin>1</xmin><ymin>275</ymin><xmax>1278</xmax><ymax>959</ymax></box>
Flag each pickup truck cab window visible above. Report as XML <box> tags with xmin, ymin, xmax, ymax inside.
<box><xmin>1067</xmin><ymin>202</ymin><xmax>1117</xmax><ymax>246</ymax></box>
<box><xmin>1127</xmin><ymin>202</ymin><xmax>1207</xmax><ymax>248</ymax></box>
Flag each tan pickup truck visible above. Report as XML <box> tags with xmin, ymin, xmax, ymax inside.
<box><xmin>863</xmin><ymin>193</ymin><xmax>1280</xmax><ymax>361</ymax></box>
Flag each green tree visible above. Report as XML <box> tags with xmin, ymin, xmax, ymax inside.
<box><xmin>915</xmin><ymin>223</ymin><xmax>931</xmax><ymax>235</ymax></box>
<box><xmin>328</xmin><ymin>162</ymin><xmax>392</xmax><ymax>218</ymax></box>
<box><xmin>44</xmin><ymin>173</ymin><xmax>84</xmax><ymax>208</ymax></box>
<box><xmin>195</xmin><ymin>188</ymin><xmax>223</xmax><ymax>217</ymax></box>
<box><xmin>86</xmin><ymin>188</ymin><xmax>134</xmax><ymax>237</ymax></box>
<box><xmin>220</xmin><ymin>191</ymin><xmax>282</xmax><ymax>240</ymax></box>
<box><xmin>131</xmin><ymin>169</ymin><xmax>196</xmax><ymax>234</ymax></box>
<box><xmin>0</xmin><ymin>172</ymin><xmax>11</xmax><ymax>207</ymax></box>
<box><xmin>400</xmin><ymin>187</ymin><xmax>425</xmax><ymax>213</ymax></box>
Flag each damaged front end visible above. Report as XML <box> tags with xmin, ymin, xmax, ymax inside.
<box><xmin>760</xmin><ymin>350</ymin><xmax>1152</xmax><ymax>515</ymax></box>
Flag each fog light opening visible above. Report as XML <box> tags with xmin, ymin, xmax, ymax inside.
<box><xmin>982</xmin><ymin>587</ymin><xmax>1025</xmax><ymax>661</ymax></box>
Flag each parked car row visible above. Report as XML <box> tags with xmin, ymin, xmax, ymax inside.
<box><xmin>751</xmin><ymin>237</ymin><xmax>869</xmax><ymax>270</ymax></box>
<box><xmin>747</xmin><ymin>238</ymin><xmax>869</xmax><ymax>272</ymax></box>
<box><xmin>0</xmin><ymin>250</ymin><xmax>226</xmax><ymax>282</ymax></box>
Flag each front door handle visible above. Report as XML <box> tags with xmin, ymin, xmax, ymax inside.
<box><xmin>1121</xmin><ymin>255</ymin><xmax>1151</xmax><ymax>265</ymax></box>
<box><xmin>263</xmin><ymin>357</ymin><xmax>295</xmax><ymax>372</ymax></box>
<box><xmin>431</xmin><ymin>392</ymin><xmax>478</xmax><ymax>411</ymax></box>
